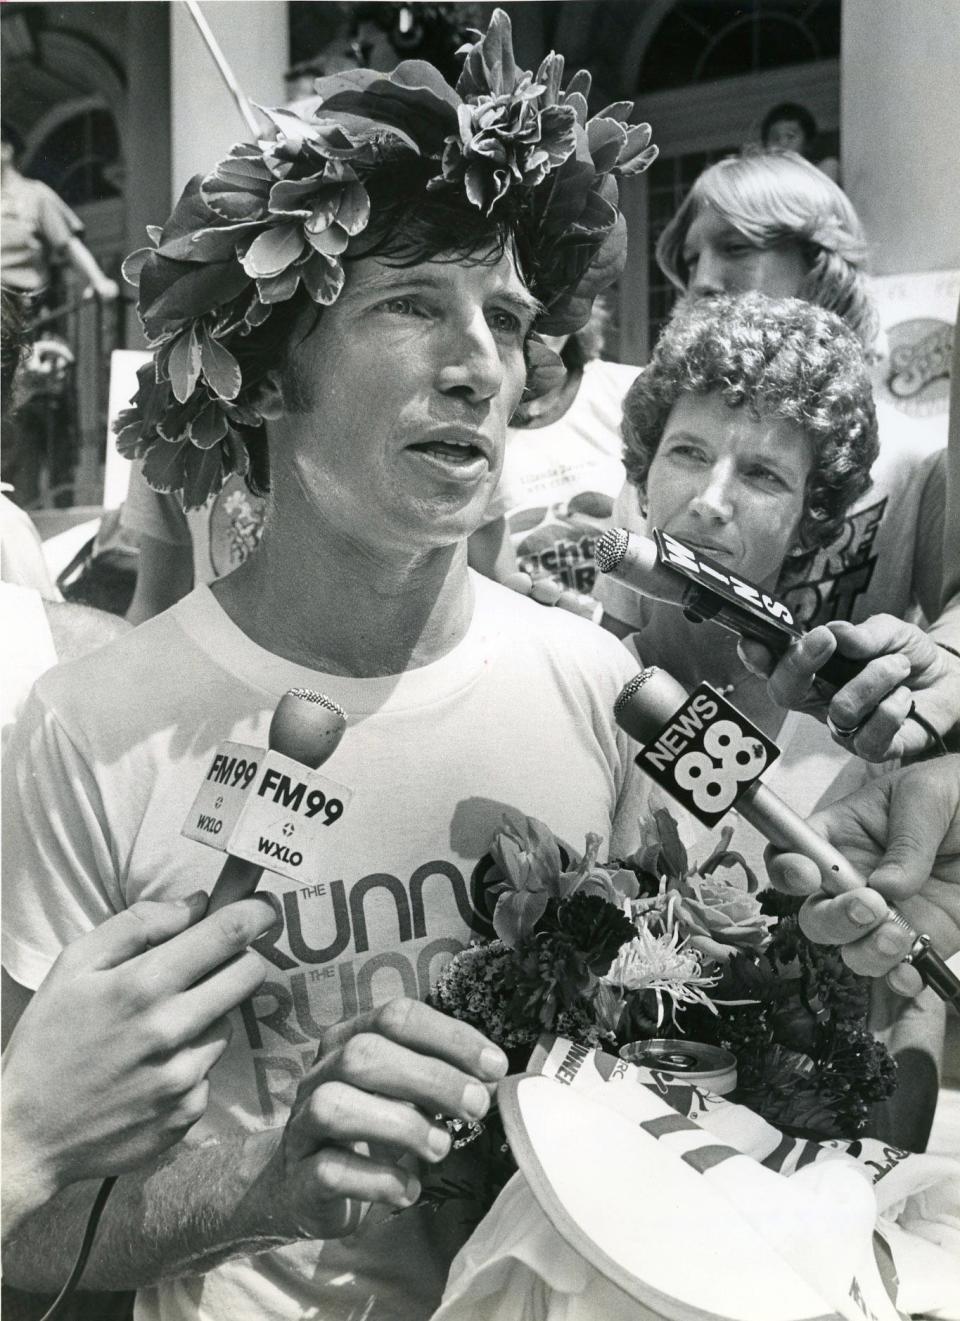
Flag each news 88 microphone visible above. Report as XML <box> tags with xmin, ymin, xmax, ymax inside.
<box><xmin>614</xmin><ymin>667</ymin><xmax>960</xmax><ymax>1007</ymax></box>
<box><xmin>181</xmin><ymin>689</ymin><xmax>349</xmax><ymax>913</ymax></box>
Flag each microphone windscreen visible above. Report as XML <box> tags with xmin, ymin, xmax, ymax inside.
<box><xmin>613</xmin><ymin>668</ymin><xmax>691</xmax><ymax>743</ymax></box>
<box><xmin>268</xmin><ymin>689</ymin><xmax>346</xmax><ymax>768</ymax></box>
<box><xmin>594</xmin><ymin>527</ymin><xmax>629</xmax><ymax>574</ymax></box>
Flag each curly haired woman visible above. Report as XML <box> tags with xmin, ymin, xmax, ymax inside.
<box><xmin>618</xmin><ymin>292</ymin><xmax>882</xmax><ymax>859</ymax></box>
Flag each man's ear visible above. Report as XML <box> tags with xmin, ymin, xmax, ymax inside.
<box><xmin>254</xmin><ymin>371</ymin><xmax>285</xmax><ymax>421</ymax></box>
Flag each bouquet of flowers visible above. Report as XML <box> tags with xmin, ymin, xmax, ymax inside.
<box><xmin>430</xmin><ymin>800</ymin><xmax>896</xmax><ymax>1143</ymax></box>
<box><xmin>417</xmin><ymin>802</ymin><xmax>897</xmax><ymax>1224</ymax></box>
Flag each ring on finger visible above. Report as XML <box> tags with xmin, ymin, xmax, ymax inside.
<box><xmin>826</xmin><ymin>713</ymin><xmax>863</xmax><ymax>741</ymax></box>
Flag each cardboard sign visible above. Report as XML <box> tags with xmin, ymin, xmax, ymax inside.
<box><xmin>635</xmin><ymin>684</ymin><xmax>779</xmax><ymax>827</ymax></box>
<box><xmin>181</xmin><ymin>741</ymin><xmax>263</xmax><ymax>849</ymax></box>
<box><xmin>182</xmin><ymin>745</ymin><xmax>353</xmax><ymax>884</ymax></box>
<box><xmin>225</xmin><ymin>748</ymin><xmax>353</xmax><ymax>883</ymax></box>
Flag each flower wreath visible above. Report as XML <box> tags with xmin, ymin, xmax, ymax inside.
<box><xmin>115</xmin><ymin>9</ymin><xmax>657</xmax><ymax>508</ymax></box>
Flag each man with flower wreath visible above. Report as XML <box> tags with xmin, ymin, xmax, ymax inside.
<box><xmin>2</xmin><ymin>14</ymin><xmax>658</xmax><ymax>1319</ymax></box>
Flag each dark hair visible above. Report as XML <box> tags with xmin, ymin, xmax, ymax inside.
<box><xmin>1</xmin><ymin>287</ymin><xmax>29</xmax><ymax>414</ymax></box>
<box><xmin>761</xmin><ymin>102</ymin><xmax>817</xmax><ymax>148</ymax></box>
<box><xmin>621</xmin><ymin>292</ymin><xmax>878</xmax><ymax>559</ymax></box>
<box><xmin>350</xmin><ymin>158</ymin><xmax>525</xmax><ymax>273</ymax></box>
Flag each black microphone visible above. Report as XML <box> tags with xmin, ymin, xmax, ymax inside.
<box><xmin>207</xmin><ymin>689</ymin><xmax>347</xmax><ymax>913</ymax></box>
<box><xmin>595</xmin><ymin>527</ymin><xmax>864</xmax><ymax>692</ymax></box>
<box><xmin>614</xmin><ymin>666</ymin><xmax>960</xmax><ymax>1007</ymax></box>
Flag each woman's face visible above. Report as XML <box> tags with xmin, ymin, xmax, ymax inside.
<box><xmin>681</xmin><ymin>206</ymin><xmax>809</xmax><ymax>300</ymax></box>
<box><xmin>645</xmin><ymin>391</ymin><xmax>813</xmax><ymax>589</ymax></box>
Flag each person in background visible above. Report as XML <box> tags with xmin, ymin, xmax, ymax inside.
<box><xmin>616</xmin><ymin>288</ymin><xmax>953</xmax><ymax>1152</ymax></box>
<box><xmin>471</xmin><ymin>301</ymin><xmax>638</xmax><ymax>603</ymax></box>
<box><xmin>759</xmin><ymin>102</ymin><xmax>840</xmax><ymax>182</ymax></box>
<box><xmin>1</xmin><ymin>285</ymin><xmax>62</xmax><ymax>599</ymax></box>
<box><xmin>1</xmin><ymin>122</ymin><xmax>119</xmax><ymax>305</ymax></box>
<box><xmin>1</xmin><ymin>286</ymin><xmax>129</xmax><ymax>746</ymax></box>
<box><xmin>597</xmin><ymin>148</ymin><xmax>959</xmax><ymax>764</ymax></box>
<box><xmin>2</xmin><ymin>121</ymin><xmax>120</xmax><ymax>509</ymax></box>
<box><xmin>122</xmin><ymin>458</ymin><xmax>264</xmax><ymax>623</ymax></box>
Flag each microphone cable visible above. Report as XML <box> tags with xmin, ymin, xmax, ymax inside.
<box><xmin>37</xmin><ymin>1176</ymin><xmax>116</xmax><ymax>1321</ymax></box>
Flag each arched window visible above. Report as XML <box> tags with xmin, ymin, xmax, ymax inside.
<box><xmin>620</xmin><ymin>1</ymin><xmax>841</xmax><ymax>359</ymax></box>
<box><xmin>640</xmin><ymin>0</ymin><xmax>840</xmax><ymax>93</ymax></box>
<box><xmin>26</xmin><ymin>107</ymin><xmax>121</xmax><ymax>205</ymax></box>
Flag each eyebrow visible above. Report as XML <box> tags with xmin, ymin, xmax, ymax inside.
<box><xmin>663</xmin><ymin>429</ymin><xmax>803</xmax><ymax>479</ymax></box>
<box><xmin>350</xmin><ymin>264</ymin><xmax>544</xmax><ymax>322</ymax></box>
<box><xmin>495</xmin><ymin>288</ymin><xmax>545</xmax><ymax>324</ymax></box>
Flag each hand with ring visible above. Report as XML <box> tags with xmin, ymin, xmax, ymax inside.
<box><xmin>246</xmin><ymin>998</ymin><xmax>508</xmax><ymax>1242</ymax></box>
<box><xmin>739</xmin><ymin>613</ymin><xmax>960</xmax><ymax>761</ymax></box>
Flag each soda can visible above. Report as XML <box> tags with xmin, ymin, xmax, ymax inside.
<box><xmin>619</xmin><ymin>1038</ymin><xmax>738</xmax><ymax>1095</ymax></box>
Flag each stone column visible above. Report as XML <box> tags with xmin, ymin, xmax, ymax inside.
<box><xmin>170</xmin><ymin>0</ymin><xmax>288</xmax><ymax>195</ymax></box>
<box><xmin>841</xmin><ymin>0</ymin><xmax>960</xmax><ymax>275</ymax></box>
<box><xmin>124</xmin><ymin>1</ymin><xmax>172</xmax><ymax>348</ymax></box>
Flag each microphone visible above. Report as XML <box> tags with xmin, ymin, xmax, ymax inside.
<box><xmin>206</xmin><ymin>689</ymin><xmax>347</xmax><ymax>913</ymax></box>
<box><xmin>614</xmin><ymin>666</ymin><xmax>960</xmax><ymax>1007</ymax></box>
<box><xmin>595</xmin><ymin>527</ymin><xmax>863</xmax><ymax>691</ymax></box>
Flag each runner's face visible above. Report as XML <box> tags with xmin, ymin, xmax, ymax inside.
<box><xmin>646</xmin><ymin>391</ymin><xmax>812</xmax><ymax>589</ymax></box>
<box><xmin>681</xmin><ymin>207</ymin><xmax>808</xmax><ymax>300</ymax></box>
<box><xmin>273</xmin><ymin>251</ymin><xmax>535</xmax><ymax>553</ymax></box>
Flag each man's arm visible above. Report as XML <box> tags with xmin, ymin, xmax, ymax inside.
<box><xmin>126</xmin><ymin>532</ymin><xmax>194</xmax><ymax>624</ymax></box>
<box><xmin>3</xmin><ymin>1130</ymin><xmax>288</xmax><ymax>1290</ymax></box>
<box><xmin>3</xmin><ymin>999</ymin><xmax>507</xmax><ymax>1291</ymax></box>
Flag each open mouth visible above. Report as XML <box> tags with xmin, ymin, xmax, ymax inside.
<box><xmin>407</xmin><ymin>438</ymin><xmax>488</xmax><ymax>466</ymax></box>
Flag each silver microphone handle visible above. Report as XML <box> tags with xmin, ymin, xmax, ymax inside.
<box><xmin>735</xmin><ymin>781</ymin><xmax>865</xmax><ymax>894</ymax></box>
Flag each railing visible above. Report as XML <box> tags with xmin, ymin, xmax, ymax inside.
<box><xmin>6</xmin><ymin>276</ymin><xmax>127</xmax><ymax>511</ymax></box>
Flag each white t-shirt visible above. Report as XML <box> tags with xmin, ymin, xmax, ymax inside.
<box><xmin>595</xmin><ymin>399</ymin><xmax>946</xmax><ymax>629</ymax></box>
<box><xmin>2</xmin><ymin>572</ymin><xmax>647</xmax><ymax>1321</ymax></box>
<box><xmin>0</xmin><ymin>581</ymin><xmax>57</xmax><ymax>754</ymax></box>
<box><xmin>489</xmin><ymin>360</ymin><xmax>638</xmax><ymax>595</ymax></box>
